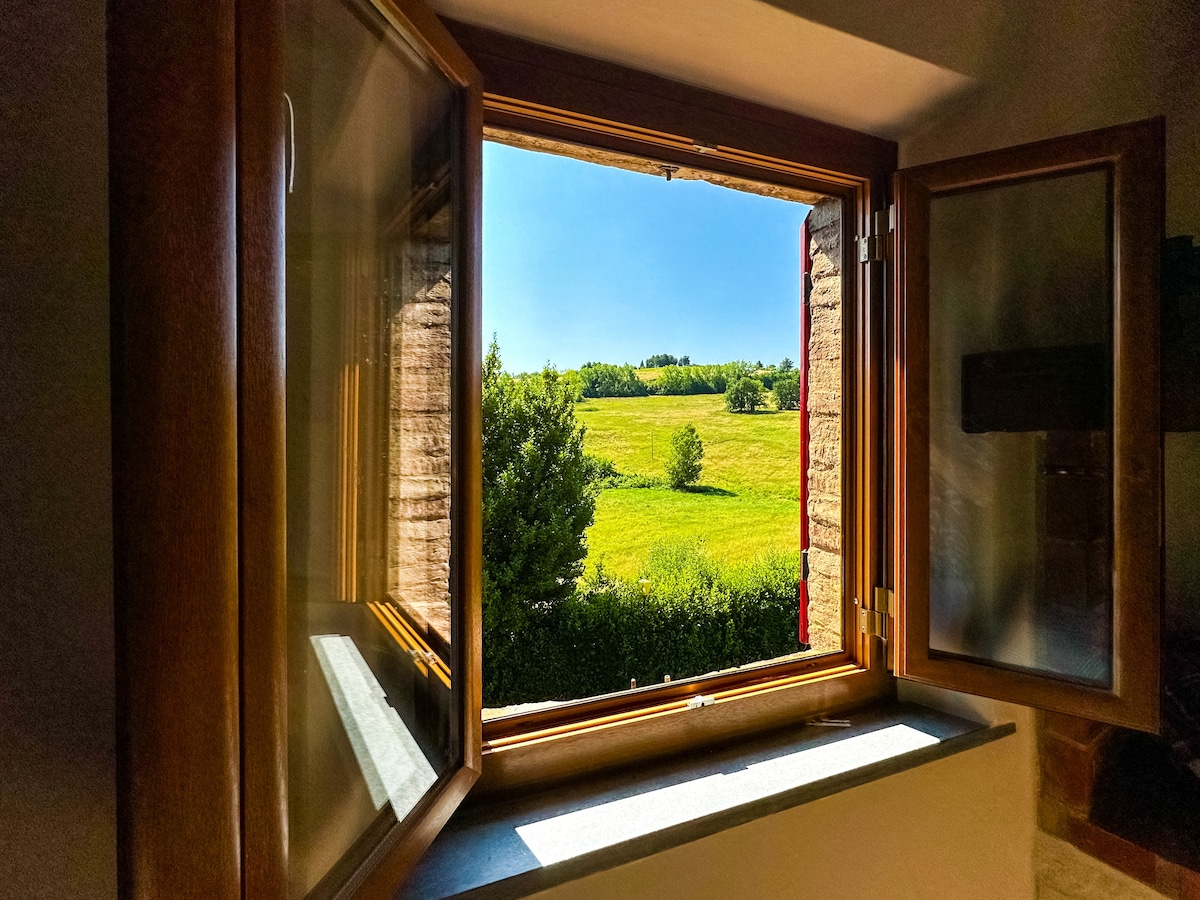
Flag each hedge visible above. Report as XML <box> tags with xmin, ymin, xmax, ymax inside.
<box><xmin>482</xmin><ymin>544</ymin><xmax>801</xmax><ymax>706</ymax></box>
<box><xmin>578</xmin><ymin>362</ymin><xmax>648</xmax><ymax>398</ymax></box>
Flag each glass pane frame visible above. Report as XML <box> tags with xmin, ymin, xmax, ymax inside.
<box><xmin>892</xmin><ymin>118</ymin><xmax>1164</xmax><ymax>732</ymax></box>
<box><xmin>474</xmin><ymin>114</ymin><xmax>876</xmax><ymax>743</ymax></box>
<box><xmin>476</xmin><ymin>129</ymin><xmax>855</xmax><ymax>724</ymax></box>
<box><xmin>271</xmin><ymin>0</ymin><xmax>483</xmax><ymax>896</ymax></box>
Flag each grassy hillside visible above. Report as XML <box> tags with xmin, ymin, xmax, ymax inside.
<box><xmin>575</xmin><ymin>394</ymin><xmax>800</xmax><ymax>577</ymax></box>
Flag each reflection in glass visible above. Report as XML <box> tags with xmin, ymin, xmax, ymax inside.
<box><xmin>927</xmin><ymin>169</ymin><xmax>1113</xmax><ymax>686</ymax></box>
<box><xmin>285</xmin><ymin>0</ymin><xmax>458</xmax><ymax>893</ymax></box>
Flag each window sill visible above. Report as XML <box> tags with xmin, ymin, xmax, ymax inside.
<box><xmin>399</xmin><ymin>702</ymin><xmax>1015</xmax><ymax>899</ymax></box>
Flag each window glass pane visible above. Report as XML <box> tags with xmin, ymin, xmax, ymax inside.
<box><xmin>927</xmin><ymin>168</ymin><xmax>1113</xmax><ymax>686</ymax></box>
<box><xmin>285</xmin><ymin>0</ymin><xmax>458</xmax><ymax>893</ymax></box>
<box><xmin>479</xmin><ymin>138</ymin><xmax>843</xmax><ymax>716</ymax></box>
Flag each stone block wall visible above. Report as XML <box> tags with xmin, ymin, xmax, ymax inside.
<box><xmin>805</xmin><ymin>197</ymin><xmax>842</xmax><ymax>653</ymax></box>
<box><xmin>388</xmin><ymin>236</ymin><xmax>453</xmax><ymax>644</ymax></box>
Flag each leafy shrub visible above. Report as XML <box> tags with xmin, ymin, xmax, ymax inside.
<box><xmin>605</xmin><ymin>472</ymin><xmax>667</xmax><ymax>489</ymax></box>
<box><xmin>578</xmin><ymin>362</ymin><xmax>648</xmax><ymax>398</ymax></box>
<box><xmin>582</xmin><ymin>453</ymin><xmax>619</xmax><ymax>482</ymax></box>
<box><xmin>665</xmin><ymin>423</ymin><xmax>703</xmax><ymax>489</ymax></box>
<box><xmin>646</xmin><ymin>363</ymin><xmax>739</xmax><ymax>395</ymax></box>
<box><xmin>725</xmin><ymin>376</ymin><xmax>766</xmax><ymax>412</ymax></box>
<box><xmin>482</xmin><ymin>341</ymin><xmax>596</xmax><ymax>688</ymax></box>
<box><xmin>560</xmin><ymin>369</ymin><xmax>585</xmax><ymax>402</ymax></box>
<box><xmin>586</xmin><ymin>454</ymin><xmax>665</xmax><ymax>489</ymax></box>
<box><xmin>773</xmin><ymin>370</ymin><xmax>800</xmax><ymax>410</ymax></box>
<box><xmin>482</xmin><ymin>544</ymin><xmax>801</xmax><ymax>705</ymax></box>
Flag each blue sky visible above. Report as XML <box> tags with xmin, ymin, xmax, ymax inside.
<box><xmin>482</xmin><ymin>141</ymin><xmax>811</xmax><ymax>374</ymax></box>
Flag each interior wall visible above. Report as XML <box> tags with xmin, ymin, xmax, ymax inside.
<box><xmin>0</xmin><ymin>1</ymin><xmax>116</xmax><ymax>897</ymax></box>
<box><xmin>532</xmin><ymin>695</ymin><xmax>1037</xmax><ymax>900</ymax></box>
<box><xmin>901</xmin><ymin>2</ymin><xmax>1200</xmax><ymax>898</ymax></box>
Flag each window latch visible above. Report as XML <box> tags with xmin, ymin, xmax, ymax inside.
<box><xmin>284</xmin><ymin>92</ymin><xmax>296</xmax><ymax>194</ymax></box>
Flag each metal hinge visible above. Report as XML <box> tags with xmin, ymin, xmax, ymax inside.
<box><xmin>858</xmin><ymin>586</ymin><xmax>894</xmax><ymax>639</ymax></box>
<box><xmin>800</xmin><ymin>548</ymin><xmax>810</xmax><ymax>582</ymax></box>
<box><xmin>857</xmin><ymin>205</ymin><xmax>894</xmax><ymax>264</ymax></box>
<box><xmin>874</xmin><ymin>585</ymin><xmax>892</xmax><ymax>616</ymax></box>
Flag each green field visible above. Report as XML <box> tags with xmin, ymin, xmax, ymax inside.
<box><xmin>575</xmin><ymin>394</ymin><xmax>800</xmax><ymax>577</ymax></box>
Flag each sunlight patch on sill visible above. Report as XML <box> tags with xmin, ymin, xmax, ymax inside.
<box><xmin>514</xmin><ymin>722</ymin><xmax>939</xmax><ymax>865</ymax></box>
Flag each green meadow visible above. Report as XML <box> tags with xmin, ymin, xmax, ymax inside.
<box><xmin>575</xmin><ymin>394</ymin><xmax>800</xmax><ymax>578</ymax></box>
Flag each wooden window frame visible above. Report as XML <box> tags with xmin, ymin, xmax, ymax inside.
<box><xmin>110</xmin><ymin>0</ymin><xmax>486</xmax><ymax>896</ymax></box>
<box><xmin>275</xmin><ymin>2</ymin><xmax>487</xmax><ymax>898</ymax></box>
<box><xmin>441</xmin><ymin>21</ymin><xmax>899</xmax><ymax>797</ymax></box>
<box><xmin>891</xmin><ymin>118</ymin><xmax>1165</xmax><ymax>733</ymax></box>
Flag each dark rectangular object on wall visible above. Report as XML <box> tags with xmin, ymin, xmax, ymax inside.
<box><xmin>961</xmin><ymin>343</ymin><xmax>1109</xmax><ymax>433</ymax></box>
<box><xmin>1164</xmin><ymin>353</ymin><xmax>1200</xmax><ymax>431</ymax></box>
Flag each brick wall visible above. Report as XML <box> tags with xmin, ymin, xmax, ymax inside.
<box><xmin>1038</xmin><ymin>712</ymin><xmax>1200</xmax><ymax>899</ymax></box>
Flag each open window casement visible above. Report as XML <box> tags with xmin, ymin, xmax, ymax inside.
<box><xmin>890</xmin><ymin>119</ymin><xmax>1165</xmax><ymax>732</ymax></box>
<box><xmin>279</xmin><ymin>0</ymin><xmax>482</xmax><ymax>896</ymax></box>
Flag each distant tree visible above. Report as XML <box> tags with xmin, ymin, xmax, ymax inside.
<box><xmin>755</xmin><ymin>360</ymin><xmax>764</xmax><ymax>369</ymax></box>
<box><xmin>725</xmin><ymin>376</ymin><xmax>766</xmax><ymax>413</ymax></box>
<box><xmin>644</xmin><ymin>353</ymin><xmax>680</xmax><ymax>369</ymax></box>
<box><xmin>679</xmin><ymin>355</ymin><xmax>691</xmax><ymax>366</ymax></box>
<box><xmin>779</xmin><ymin>357</ymin><xmax>795</xmax><ymax>373</ymax></box>
<box><xmin>773</xmin><ymin>370</ymin><xmax>800</xmax><ymax>410</ymax></box>
<box><xmin>665</xmin><ymin>423</ymin><xmax>704</xmax><ymax>489</ymax></box>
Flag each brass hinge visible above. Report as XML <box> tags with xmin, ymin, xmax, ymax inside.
<box><xmin>857</xmin><ymin>205</ymin><xmax>894</xmax><ymax>264</ymax></box>
<box><xmin>874</xmin><ymin>585</ymin><xmax>892</xmax><ymax>616</ymax></box>
<box><xmin>858</xmin><ymin>586</ymin><xmax>894</xmax><ymax>639</ymax></box>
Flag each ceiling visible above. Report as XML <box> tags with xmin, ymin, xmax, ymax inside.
<box><xmin>426</xmin><ymin>0</ymin><xmax>980</xmax><ymax>139</ymax></box>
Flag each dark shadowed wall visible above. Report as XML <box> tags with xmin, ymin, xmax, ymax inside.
<box><xmin>0</xmin><ymin>0</ymin><xmax>116</xmax><ymax>897</ymax></box>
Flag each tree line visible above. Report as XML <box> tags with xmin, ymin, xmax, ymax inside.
<box><xmin>569</xmin><ymin>357</ymin><xmax>797</xmax><ymax>401</ymax></box>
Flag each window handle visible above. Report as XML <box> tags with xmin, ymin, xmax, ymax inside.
<box><xmin>284</xmin><ymin>92</ymin><xmax>295</xmax><ymax>194</ymax></box>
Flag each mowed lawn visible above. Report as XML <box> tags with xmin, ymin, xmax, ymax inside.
<box><xmin>575</xmin><ymin>394</ymin><xmax>800</xmax><ymax>577</ymax></box>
